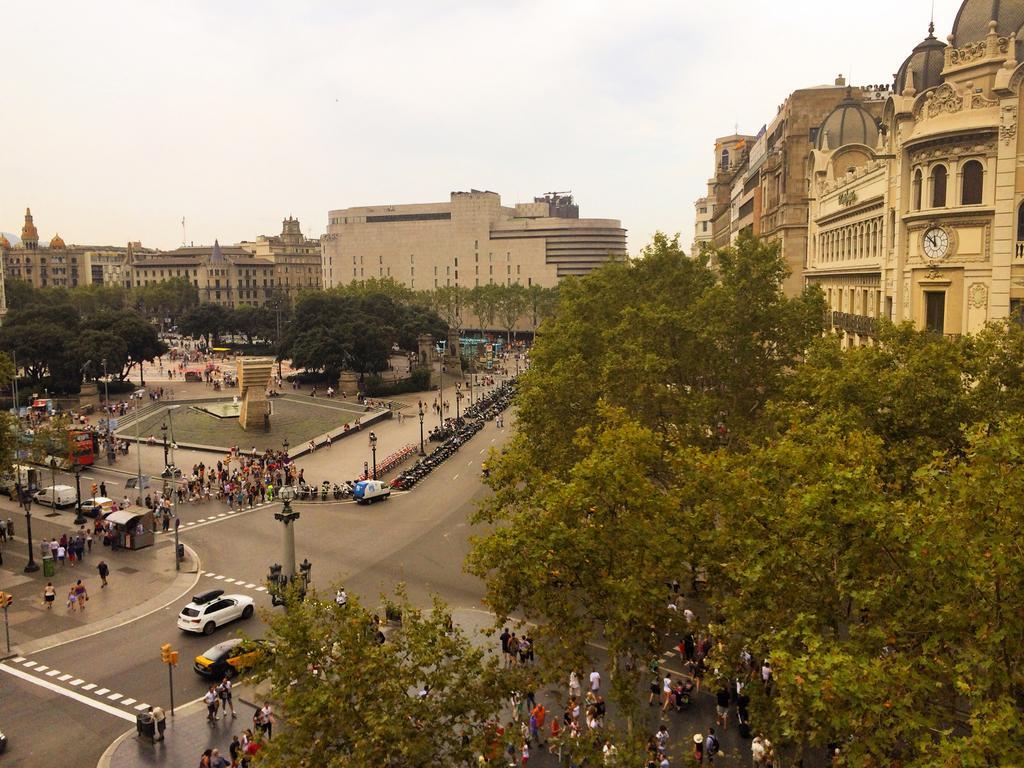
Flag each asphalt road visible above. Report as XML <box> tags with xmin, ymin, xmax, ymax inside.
<box><xmin>0</xmin><ymin>416</ymin><xmax>510</xmax><ymax>767</ymax></box>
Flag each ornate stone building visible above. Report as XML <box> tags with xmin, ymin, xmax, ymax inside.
<box><xmin>806</xmin><ymin>1</ymin><xmax>1024</xmax><ymax>342</ymax></box>
<box><xmin>238</xmin><ymin>216</ymin><xmax>322</xmax><ymax>302</ymax></box>
<box><xmin>1</xmin><ymin>208</ymin><xmax>154</xmax><ymax>292</ymax></box>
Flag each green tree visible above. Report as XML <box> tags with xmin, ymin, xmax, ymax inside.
<box><xmin>496</xmin><ymin>283</ymin><xmax>528</xmax><ymax>342</ymax></box>
<box><xmin>249</xmin><ymin>588</ymin><xmax>508</xmax><ymax>767</ymax></box>
<box><xmin>83</xmin><ymin>312</ymin><xmax>167</xmax><ymax>384</ymax></box>
<box><xmin>466</xmin><ymin>284</ymin><xmax>501</xmax><ymax>332</ymax></box>
<box><xmin>132</xmin><ymin>278</ymin><xmax>199</xmax><ymax>328</ymax></box>
<box><xmin>179</xmin><ymin>303</ymin><xmax>232</xmax><ymax>347</ymax></box>
<box><xmin>526</xmin><ymin>283</ymin><xmax>558</xmax><ymax>329</ymax></box>
<box><xmin>76</xmin><ymin>330</ymin><xmax>129</xmax><ymax>382</ymax></box>
<box><xmin>67</xmin><ymin>283</ymin><xmax>128</xmax><ymax>315</ymax></box>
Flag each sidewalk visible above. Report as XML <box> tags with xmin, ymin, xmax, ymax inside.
<box><xmin>0</xmin><ymin>504</ymin><xmax>198</xmax><ymax>656</ymax></box>
<box><xmin>99</xmin><ymin>687</ymin><xmax>267</xmax><ymax>768</ymax></box>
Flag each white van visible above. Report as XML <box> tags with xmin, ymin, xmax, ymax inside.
<box><xmin>352</xmin><ymin>480</ymin><xmax>390</xmax><ymax>504</ymax></box>
<box><xmin>34</xmin><ymin>485</ymin><xmax>78</xmax><ymax>508</ymax></box>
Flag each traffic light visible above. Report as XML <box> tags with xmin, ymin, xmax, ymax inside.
<box><xmin>161</xmin><ymin>643</ymin><xmax>173</xmax><ymax>664</ymax></box>
<box><xmin>0</xmin><ymin>591</ymin><xmax>12</xmax><ymax>607</ymax></box>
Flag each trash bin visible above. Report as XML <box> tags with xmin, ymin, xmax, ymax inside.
<box><xmin>42</xmin><ymin>555</ymin><xmax>55</xmax><ymax>577</ymax></box>
<box><xmin>177</xmin><ymin>544</ymin><xmax>185</xmax><ymax>561</ymax></box>
<box><xmin>136</xmin><ymin>712</ymin><xmax>155</xmax><ymax>740</ymax></box>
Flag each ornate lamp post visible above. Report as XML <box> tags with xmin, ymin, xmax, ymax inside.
<box><xmin>369</xmin><ymin>431</ymin><xmax>378</xmax><ymax>480</ymax></box>
<box><xmin>455</xmin><ymin>384</ymin><xmax>463</xmax><ymax>421</ymax></box>
<box><xmin>268</xmin><ymin>486</ymin><xmax>311</xmax><ymax>607</ymax></box>
<box><xmin>418</xmin><ymin>403</ymin><xmax>425</xmax><ymax>456</ymax></box>
<box><xmin>282</xmin><ymin>437</ymin><xmax>290</xmax><ymax>485</ymax></box>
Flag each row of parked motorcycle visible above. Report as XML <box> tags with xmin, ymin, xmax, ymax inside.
<box><xmin>292</xmin><ymin>480</ymin><xmax>356</xmax><ymax>501</ymax></box>
<box><xmin>390</xmin><ymin>380</ymin><xmax>517</xmax><ymax>491</ymax></box>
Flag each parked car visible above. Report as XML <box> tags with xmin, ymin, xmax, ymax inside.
<box><xmin>352</xmin><ymin>479</ymin><xmax>390</xmax><ymax>504</ymax></box>
<box><xmin>34</xmin><ymin>485</ymin><xmax>77</xmax><ymax>508</ymax></box>
<box><xmin>177</xmin><ymin>590</ymin><xmax>255</xmax><ymax>635</ymax></box>
<box><xmin>0</xmin><ymin>725</ymin><xmax>6</xmax><ymax>753</ymax></box>
<box><xmin>78</xmin><ymin>496</ymin><xmax>115</xmax><ymax>517</ymax></box>
<box><xmin>193</xmin><ymin>637</ymin><xmax>270</xmax><ymax>679</ymax></box>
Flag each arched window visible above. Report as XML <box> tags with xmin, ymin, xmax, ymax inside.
<box><xmin>912</xmin><ymin>169</ymin><xmax>922</xmax><ymax>210</ymax></box>
<box><xmin>1017</xmin><ymin>202</ymin><xmax>1024</xmax><ymax>242</ymax></box>
<box><xmin>721</xmin><ymin>149</ymin><xmax>730</xmax><ymax>170</ymax></box>
<box><xmin>961</xmin><ymin>160</ymin><xmax>983</xmax><ymax>205</ymax></box>
<box><xmin>931</xmin><ymin>165</ymin><xmax>948</xmax><ymax>208</ymax></box>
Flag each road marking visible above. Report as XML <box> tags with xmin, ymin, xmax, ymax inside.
<box><xmin>0</xmin><ymin>664</ymin><xmax>135</xmax><ymax>723</ymax></box>
<box><xmin>223</xmin><ymin>578</ymin><xmax>236</xmax><ymax>583</ymax></box>
<box><xmin>82</xmin><ymin>683</ymin><xmax>96</xmax><ymax>691</ymax></box>
<box><xmin>70</xmin><ymin>678</ymin><xmax>84</xmax><ymax>686</ymax></box>
<box><xmin>255</xmin><ymin>586</ymin><xmax>266</xmax><ymax>592</ymax></box>
<box><xmin>107</xmin><ymin>692</ymin><xmax>123</xmax><ymax>701</ymax></box>
<box><xmin>187</xmin><ymin>521</ymin><xmax>196</xmax><ymax>526</ymax></box>
<box><xmin>134</xmin><ymin>702</ymin><xmax>150</xmax><ymax>711</ymax></box>
<box><xmin>479</xmin><ymin>448</ymin><xmax>486</xmax><ymax>454</ymax></box>
<box><xmin>244</xmin><ymin>583</ymin><xmax>256</xmax><ymax>589</ymax></box>
<box><xmin>12</xmin><ymin>657</ymin><xmax>25</xmax><ymax>663</ymax></box>
<box><xmin>58</xmin><ymin>673</ymin><xmax>72</xmax><ymax>681</ymax></box>
<box><xmin>46</xmin><ymin>669</ymin><xmax>60</xmax><ymax>677</ymax></box>
<box><xmin>217</xmin><ymin>513</ymin><xmax>226</xmax><ymax>518</ymax></box>
<box><xmin>95</xmin><ymin>688</ymin><xmax>110</xmax><ymax>696</ymax></box>
<box><xmin>214</xmin><ymin>575</ymin><xmax>225</xmax><ymax>580</ymax></box>
<box><xmin>121</xmin><ymin>697</ymin><xmax>136</xmax><ymax>706</ymax></box>
<box><xmin>197</xmin><ymin>518</ymin><xmax>207</xmax><ymax>523</ymax></box>
<box><xmin>468</xmin><ymin>460</ymin><xmax>474</xmax><ymax>466</ymax></box>
<box><xmin>35</xmin><ymin>665</ymin><xmax>48</xmax><ymax>672</ymax></box>
<box><xmin>453</xmin><ymin>474</ymin><xmax>460</xmax><ymax>480</ymax></box>
<box><xmin>227</xmin><ymin>509</ymin><xmax>237</xmax><ymax>514</ymax></box>
<box><xmin>22</xmin><ymin>660</ymin><xmax>37</xmax><ymax>668</ymax></box>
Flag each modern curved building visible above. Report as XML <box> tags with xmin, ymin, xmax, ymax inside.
<box><xmin>323</xmin><ymin>190</ymin><xmax>626</xmax><ymax>291</ymax></box>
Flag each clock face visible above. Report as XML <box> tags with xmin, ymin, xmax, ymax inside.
<box><xmin>923</xmin><ymin>227</ymin><xmax>950</xmax><ymax>260</ymax></box>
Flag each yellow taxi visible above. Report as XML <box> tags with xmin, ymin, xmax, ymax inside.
<box><xmin>193</xmin><ymin>638</ymin><xmax>268</xmax><ymax>679</ymax></box>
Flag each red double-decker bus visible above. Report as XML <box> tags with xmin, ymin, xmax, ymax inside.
<box><xmin>68</xmin><ymin>429</ymin><xmax>98</xmax><ymax>467</ymax></box>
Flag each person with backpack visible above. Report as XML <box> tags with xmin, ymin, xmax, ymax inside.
<box><xmin>704</xmin><ymin>727</ymin><xmax>720</xmax><ymax>764</ymax></box>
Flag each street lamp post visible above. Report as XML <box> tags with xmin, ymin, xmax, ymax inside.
<box><xmin>134</xmin><ymin>393</ymin><xmax>144</xmax><ymax>506</ymax></box>
<box><xmin>369</xmin><ymin>431</ymin><xmax>378</xmax><ymax>480</ymax></box>
<box><xmin>23</xmin><ymin>495</ymin><xmax>38</xmax><ymax>573</ymax></box>
<box><xmin>160</xmin><ymin>422</ymin><xmax>169</xmax><ymax>470</ymax></box>
<box><xmin>73</xmin><ymin>463</ymin><xmax>86</xmax><ymax>525</ymax></box>
<box><xmin>282</xmin><ymin>438</ymin><xmax>290</xmax><ymax>485</ymax></box>
<box><xmin>418</xmin><ymin>403</ymin><xmax>425</xmax><ymax>456</ymax></box>
<box><xmin>455</xmin><ymin>384</ymin><xmax>463</xmax><ymax>421</ymax></box>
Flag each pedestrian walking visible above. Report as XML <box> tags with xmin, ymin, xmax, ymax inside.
<box><xmin>693</xmin><ymin>733</ymin><xmax>704</xmax><ymax>764</ymax></box>
<box><xmin>43</xmin><ymin>582</ymin><xmax>56</xmax><ymax>608</ymax></box>
<box><xmin>259</xmin><ymin>703</ymin><xmax>274</xmax><ymax>739</ymax></box>
<box><xmin>97</xmin><ymin>560</ymin><xmax>109</xmax><ymax>587</ymax></box>
<box><xmin>74</xmin><ymin>579</ymin><xmax>88</xmax><ymax>611</ymax></box>
<box><xmin>218</xmin><ymin>676</ymin><xmax>236</xmax><ymax>718</ymax></box>
<box><xmin>705</xmin><ymin>728</ymin><xmax>720</xmax><ymax>764</ymax></box>
<box><xmin>569</xmin><ymin>669</ymin><xmax>581</xmax><ymax>699</ymax></box>
<box><xmin>67</xmin><ymin>586</ymin><xmax>78</xmax><ymax>611</ymax></box>
<box><xmin>589</xmin><ymin>669</ymin><xmax>601</xmax><ymax>694</ymax></box>
<box><xmin>205</xmin><ymin>685</ymin><xmax>220</xmax><ymax>722</ymax></box>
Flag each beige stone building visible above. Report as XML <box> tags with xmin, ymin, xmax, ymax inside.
<box><xmin>323</xmin><ymin>190</ymin><xmax>626</xmax><ymax>291</ymax></box>
<box><xmin>130</xmin><ymin>241</ymin><xmax>276</xmax><ymax>308</ymax></box>
<box><xmin>1</xmin><ymin>208</ymin><xmax>155</xmax><ymax>292</ymax></box>
<box><xmin>238</xmin><ymin>216</ymin><xmax>322</xmax><ymax>301</ymax></box>
<box><xmin>806</xmin><ymin>1</ymin><xmax>1024</xmax><ymax>342</ymax></box>
<box><xmin>696</xmin><ymin>135</ymin><xmax>756</xmax><ymax>253</ymax></box>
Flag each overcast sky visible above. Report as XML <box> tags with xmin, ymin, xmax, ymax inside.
<box><xmin>2</xmin><ymin>0</ymin><xmax>960</xmax><ymax>254</ymax></box>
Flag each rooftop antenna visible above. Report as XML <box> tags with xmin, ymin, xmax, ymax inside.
<box><xmin>181</xmin><ymin>216</ymin><xmax>187</xmax><ymax>247</ymax></box>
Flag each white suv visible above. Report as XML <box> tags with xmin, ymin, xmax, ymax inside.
<box><xmin>177</xmin><ymin>589</ymin><xmax>255</xmax><ymax>635</ymax></box>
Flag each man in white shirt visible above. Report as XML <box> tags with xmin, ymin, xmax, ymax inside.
<box><xmin>589</xmin><ymin>669</ymin><xmax>601</xmax><ymax>693</ymax></box>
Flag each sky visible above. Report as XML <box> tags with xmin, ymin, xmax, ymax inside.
<box><xmin>2</xmin><ymin>0</ymin><xmax>962</xmax><ymax>255</ymax></box>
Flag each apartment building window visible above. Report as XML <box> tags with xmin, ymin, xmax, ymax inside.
<box><xmin>506</xmin><ymin>252</ymin><xmax>510</xmax><ymax>261</ymax></box>
<box><xmin>454</xmin><ymin>270</ymin><xmax>458</xmax><ymax>280</ymax></box>
<box><xmin>925</xmin><ymin>291</ymin><xmax>946</xmax><ymax>334</ymax></box>
<box><xmin>528</xmin><ymin>277</ymin><xmax>533</xmax><ymax>287</ymax></box>
<box><xmin>475</xmin><ymin>278</ymin><xmax>479</xmax><ymax>286</ymax></box>
<box><xmin>454</xmin><ymin>257</ymin><xmax>458</xmax><ymax>267</ymax></box>
<box><xmin>434</xmin><ymin>279</ymin><xmax>438</xmax><ymax>287</ymax></box>
<box><xmin>446</xmin><ymin>266</ymin><xmax>450</xmax><ymax>275</ymax></box>
<box><xmin>475</xmin><ymin>253</ymin><xmax>478</xmax><ymax>263</ymax></box>
<box><xmin>475</xmin><ymin>265</ymin><xmax>479</xmax><ymax>275</ymax></box>
<box><xmin>410</xmin><ymin>254</ymin><xmax>414</xmax><ymax>263</ymax></box>
<box><xmin>353</xmin><ymin>268</ymin><xmax>357</xmax><ymax>278</ymax></box>
<box><xmin>474</xmin><ymin>240</ymin><xmax>478</xmax><ymax>249</ymax></box>
<box><xmin>489</xmin><ymin>265</ymin><xmax>493</xmax><ymax>275</ymax></box>
<box><xmin>411</xmin><ymin>266</ymin><xmax>415</xmax><ymax>276</ymax></box>
<box><xmin>507</xmin><ymin>265</ymin><xmax>511</xmax><ymax>274</ymax></box>
<box><xmin>913</xmin><ymin>170</ymin><xmax>923</xmax><ymax>210</ymax></box>
<box><xmin>434</xmin><ymin>266</ymin><xmax>438</xmax><ymax>276</ymax></box>
<box><xmin>517</xmin><ymin>265</ymin><xmax>521</xmax><ymax>274</ymax></box>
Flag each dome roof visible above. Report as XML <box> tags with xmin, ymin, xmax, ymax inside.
<box><xmin>952</xmin><ymin>0</ymin><xmax>1024</xmax><ymax>61</ymax></box>
<box><xmin>49</xmin><ymin>233</ymin><xmax>66</xmax><ymax>249</ymax></box>
<box><xmin>894</xmin><ymin>23</ymin><xmax>947</xmax><ymax>95</ymax></box>
<box><xmin>0</xmin><ymin>234</ymin><xmax>10</xmax><ymax>250</ymax></box>
<box><xmin>817</xmin><ymin>90</ymin><xmax>880</xmax><ymax>150</ymax></box>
